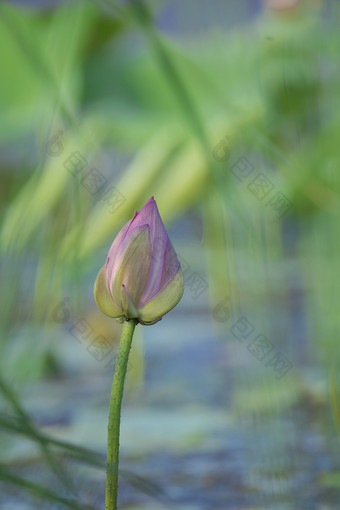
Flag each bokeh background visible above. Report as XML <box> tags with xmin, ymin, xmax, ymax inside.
<box><xmin>0</xmin><ymin>0</ymin><xmax>340</xmax><ymax>508</ymax></box>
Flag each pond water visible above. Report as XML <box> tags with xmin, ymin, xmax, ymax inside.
<box><xmin>1</xmin><ymin>300</ymin><xmax>338</xmax><ymax>510</ymax></box>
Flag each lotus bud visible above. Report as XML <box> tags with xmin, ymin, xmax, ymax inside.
<box><xmin>94</xmin><ymin>197</ymin><xmax>184</xmax><ymax>325</ymax></box>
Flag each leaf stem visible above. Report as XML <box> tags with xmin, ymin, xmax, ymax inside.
<box><xmin>105</xmin><ymin>319</ymin><xmax>137</xmax><ymax>510</ymax></box>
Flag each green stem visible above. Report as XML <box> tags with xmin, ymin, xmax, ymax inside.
<box><xmin>105</xmin><ymin>319</ymin><xmax>137</xmax><ymax>510</ymax></box>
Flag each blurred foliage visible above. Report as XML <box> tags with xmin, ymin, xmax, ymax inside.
<box><xmin>0</xmin><ymin>0</ymin><xmax>340</xmax><ymax>507</ymax></box>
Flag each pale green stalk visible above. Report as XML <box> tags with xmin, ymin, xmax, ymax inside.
<box><xmin>105</xmin><ymin>319</ymin><xmax>137</xmax><ymax>510</ymax></box>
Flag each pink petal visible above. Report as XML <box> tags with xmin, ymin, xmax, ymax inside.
<box><xmin>106</xmin><ymin>211</ymin><xmax>138</xmax><ymax>297</ymax></box>
<box><xmin>137</xmin><ymin>198</ymin><xmax>180</xmax><ymax>306</ymax></box>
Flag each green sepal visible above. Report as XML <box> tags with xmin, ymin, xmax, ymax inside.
<box><xmin>138</xmin><ymin>268</ymin><xmax>184</xmax><ymax>323</ymax></box>
<box><xmin>94</xmin><ymin>264</ymin><xmax>123</xmax><ymax>318</ymax></box>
